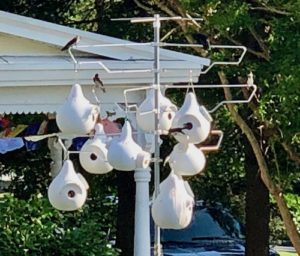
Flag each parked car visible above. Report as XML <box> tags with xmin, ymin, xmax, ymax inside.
<box><xmin>152</xmin><ymin>200</ymin><xmax>279</xmax><ymax>256</ymax></box>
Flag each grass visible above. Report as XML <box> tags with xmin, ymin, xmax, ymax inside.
<box><xmin>279</xmin><ymin>252</ymin><xmax>297</xmax><ymax>256</ymax></box>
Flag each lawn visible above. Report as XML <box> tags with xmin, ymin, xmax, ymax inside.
<box><xmin>279</xmin><ymin>252</ymin><xmax>297</xmax><ymax>256</ymax></box>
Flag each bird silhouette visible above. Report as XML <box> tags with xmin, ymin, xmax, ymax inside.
<box><xmin>61</xmin><ymin>36</ymin><xmax>80</xmax><ymax>51</ymax></box>
<box><xmin>241</xmin><ymin>71</ymin><xmax>261</xmax><ymax>105</ymax></box>
<box><xmin>106</xmin><ymin>111</ymin><xmax>116</xmax><ymax>118</ymax></box>
<box><xmin>93</xmin><ymin>74</ymin><xmax>106</xmax><ymax>93</ymax></box>
<box><xmin>192</xmin><ymin>33</ymin><xmax>210</xmax><ymax>50</ymax></box>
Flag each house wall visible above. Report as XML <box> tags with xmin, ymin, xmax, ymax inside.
<box><xmin>0</xmin><ymin>33</ymin><xmax>145</xmax><ymax>116</ymax></box>
<box><xmin>0</xmin><ymin>85</ymin><xmax>145</xmax><ymax>117</ymax></box>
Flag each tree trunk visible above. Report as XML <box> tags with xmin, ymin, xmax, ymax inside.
<box><xmin>116</xmin><ymin>171</ymin><xmax>136</xmax><ymax>256</ymax></box>
<box><xmin>245</xmin><ymin>140</ymin><xmax>270</xmax><ymax>256</ymax></box>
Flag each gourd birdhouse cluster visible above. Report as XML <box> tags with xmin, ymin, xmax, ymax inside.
<box><xmin>48</xmin><ymin>84</ymin><xmax>153</xmax><ymax>211</ymax></box>
<box><xmin>147</xmin><ymin>90</ymin><xmax>214</xmax><ymax>229</ymax></box>
<box><xmin>49</xmin><ymin>84</ymin><xmax>217</xmax><ymax>230</ymax></box>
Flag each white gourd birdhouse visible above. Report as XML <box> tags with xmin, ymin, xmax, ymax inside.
<box><xmin>151</xmin><ymin>171</ymin><xmax>194</xmax><ymax>229</ymax></box>
<box><xmin>79</xmin><ymin>123</ymin><xmax>113</xmax><ymax>174</ymax></box>
<box><xmin>167</xmin><ymin>143</ymin><xmax>206</xmax><ymax>176</ymax></box>
<box><xmin>48</xmin><ymin>160</ymin><xmax>88</xmax><ymax>211</ymax></box>
<box><xmin>136</xmin><ymin>89</ymin><xmax>177</xmax><ymax>134</ymax></box>
<box><xmin>56</xmin><ymin>84</ymin><xmax>99</xmax><ymax>134</ymax></box>
<box><xmin>171</xmin><ymin>92</ymin><xmax>212</xmax><ymax>144</ymax></box>
<box><xmin>107</xmin><ymin>121</ymin><xmax>151</xmax><ymax>171</ymax></box>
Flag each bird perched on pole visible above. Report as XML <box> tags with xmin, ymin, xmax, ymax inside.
<box><xmin>61</xmin><ymin>35</ymin><xmax>80</xmax><ymax>51</ymax></box>
<box><xmin>93</xmin><ymin>73</ymin><xmax>106</xmax><ymax>93</ymax></box>
<box><xmin>241</xmin><ymin>71</ymin><xmax>261</xmax><ymax>105</ymax></box>
<box><xmin>192</xmin><ymin>33</ymin><xmax>210</xmax><ymax>50</ymax></box>
<box><xmin>247</xmin><ymin>71</ymin><xmax>254</xmax><ymax>86</ymax></box>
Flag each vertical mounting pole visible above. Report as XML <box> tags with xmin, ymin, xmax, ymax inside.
<box><xmin>134</xmin><ymin>167</ymin><xmax>151</xmax><ymax>256</ymax></box>
<box><xmin>153</xmin><ymin>14</ymin><xmax>162</xmax><ymax>256</ymax></box>
<box><xmin>134</xmin><ymin>121</ymin><xmax>151</xmax><ymax>256</ymax></box>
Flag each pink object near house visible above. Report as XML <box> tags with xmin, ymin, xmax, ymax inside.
<box><xmin>101</xmin><ymin>118</ymin><xmax>121</xmax><ymax>135</ymax></box>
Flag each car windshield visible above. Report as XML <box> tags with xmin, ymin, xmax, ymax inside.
<box><xmin>160</xmin><ymin>204</ymin><xmax>244</xmax><ymax>243</ymax></box>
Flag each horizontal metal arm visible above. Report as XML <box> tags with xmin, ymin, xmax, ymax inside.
<box><xmin>160</xmin><ymin>43</ymin><xmax>246</xmax><ymax>73</ymax></box>
<box><xmin>69</xmin><ymin>42</ymin><xmax>245</xmax><ymax>75</ymax></box>
<box><xmin>123</xmin><ymin>85</ymin><xmax>154</xmax><ymax>112</ymax></box>
<box><xmin>68</xmin><ymin>48</ymin><xmax>153</xmax><ymax>74</ymax></box>
<box><xmin>200</xmin><ymin>45</ymin><xmax>247</xmax><ymax>74</ymax></box>
<box><xmin>164</xmin><ymin>83</ymin><xmax>257</xmax><ymax>113</ymax></box>
<box><xmin>200</xmin><ymin>130</ymin><xmax>223</xmax><ymax>152</ymax></box>
<box><xmin>74</xmin><ymin>42</ymin><xmax>153</xmax><ymax>48</ymax></box>
<box><xmin>111</xmin><ymin>16</ymin><xmax>203</xmax><ymax>23</ymax></box>
<box><xmin>208</xmin><ymin>84</ymin><xmax>257</xmax><ymax>113</ymax></box>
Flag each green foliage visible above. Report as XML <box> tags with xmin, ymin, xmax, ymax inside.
<box><xmin>0</xmin><ymin>194</ymin><xmax>119</xmax><ymax>256</ymax></box>
<box><xmin>270</xmin><ymin>193</ymin><xmax>300</xmax><ymax>243</ymax></box>
<box><xmin>284</xmin><ymin>194</ymin><xmax>300</xmax><ymax>232</ymax></box>
<box><xmin>190</xmin><ymin>107</ymin><xmax>246</xmax><ymax>219</ymax></box>
<box><xmin>0</xmin><ymin>0</ymin><xmax>78</xmax><ymax>24</ymax></box>
<box><xmin>0</xmin><ymin>114</ymin><xmax>52</xmax><ymax>199</ymax></box>
<box><xmin>0</xmin><ymin>146</ymin><xmax>51</xmax><ymax>199</ymax></box>
<box><xmin>0</xmin><ymin>113</ymin><xmax>119</xmax><ymax>254</ymax></box>
<box><xmin>279</xmin><ymin>253</ymin><xmax>298</xmax><ymax>256</ymax></box>
<box><xmin>172</xmin><ymin>0</ymin><xmax>300</xmax><ymax>242</ymax></box>
<box><xmin>0</xmin><ymin>0</ymin><xmax>300</xmax><ymax>249</ymax></box>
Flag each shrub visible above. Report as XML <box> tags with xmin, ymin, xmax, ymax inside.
<box><xmin>0</xmin><ymin>194</ymin><xmax>119</xmax><ymax>256</ymax></box>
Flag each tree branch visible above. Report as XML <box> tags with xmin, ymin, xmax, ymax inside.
<box><xmin>250</xmin><ymin>6</ymin><xmax>292</xmax><ymax>16</ymax></box>
<box><xmin>281</xmin><ymin>142</ymin><xmax>300</xmax><ymax>166</ymax></box>
<box><xmin>65</xmin><ymin>18</ymin><xmax>99</xmax><ymax>26</ymax></box>
<box><xmin>218</xmin><ymin>70</ymin><xmax>300</xmax><ymax>254</ymax></box>
<box><xmin>151</xmin><ymin>0</ymin><xmax>207</xmax><ymax>56</ymax></box>
<box><xmin>133</xmin><ymin>0</ymin><xmax>155</xmax><ymax>14</ymax></box>
<box><xmin>223</xmin><ymin>34</ymin><xmax>270</xmax><ymax>61</ymax></box>
<box><xmin>161</xmin><ymin>27</ymin><xmax>179</xmax><ymax>42</ymax></box>
<box><xmin>248</xmin><ymin>26</ymin><xmax>270</xmax><ymax>60</ymax></box>
<box><xmin>239</xmin><ymin>78</ymin><xmax>300</xmax><ymax>166</ymax></box>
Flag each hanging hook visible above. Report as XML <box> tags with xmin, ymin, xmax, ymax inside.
<box><xmin>186</xmin><ymin>70</ymin><xmax>196</xmax><ymax>94</ymax></box>
<box><xmin>67</xmin><ymin>46</ymin><xmax>80</xmax><ymax>84</ymax></box>
<box><xmin>124</xmin><ymin>107</ymin><xmax>131</xmax><ymax>122</ymax></box>
<box><xmin>57</xmin><ymin>137</ymin><xmax>70</xmax><ymax>160</ymax></box>
<box><xmin>92</xmin><ymin>86</ymin><xmax>101</xmax><ymax>106</ymax></box>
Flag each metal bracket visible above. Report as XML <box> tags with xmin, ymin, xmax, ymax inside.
<box><xmin>164</xmin><ymin>83</ymin><xmax>257</xmax><ymax>113</ymax></box>
<box><xmin>200</xmin><ymin>130</ymin><xmax>223</xmax><ymax>152</ymax></box>
<box><xmin>200</xmin><ymin>45</ymin><xmax>247</xmax><ymax>74</ymax></box>
<box><xmin>123</xmin><ymin>85</ymin><xmax>154</xmax><ymax>112</ymax></box>
<box><xmin>160</xmin><ymin>43</ymin><xmax>247</xmax><ymax>74</ymax></box>
<box><xmin>68</xmin><ymin>42</ymin><xmax>154</xmax><ymax>74</ymax></box>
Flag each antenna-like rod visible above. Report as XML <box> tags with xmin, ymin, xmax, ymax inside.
<box><xmin>153</xmin><ymin>14</ymin><xmax>162</xmax><ymax>256</ymax></box>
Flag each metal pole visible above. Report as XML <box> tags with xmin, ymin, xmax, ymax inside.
<box><xmin>134</xmin><ymin>117</ymin><xmax>151</xmax><ymax>256</ymax></box>
<box><xmin>134</xmin><ymin>167</ymin><xmax>151</xmax><ymax>256</ymax></box>
<box><xmin>153</xmin><ymin>14</ymin><xmax>162</xmax><ymax>256</ymax></box>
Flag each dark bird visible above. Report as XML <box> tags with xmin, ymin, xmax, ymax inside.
<box><xmin>169</xmin><ymin>122</ymin><xmax>193</xmax><ymax>135</ymax></box>
<box><xmin>106</xmin><ymin>111</ymin><xmax>116</xmax><ymax>118</ymax></box>
<box><xmin>61</xmin><ymin>35</ymin><xmax>80</xmax><ymax>51</ymax></box>
<box><xmin>93</xmin><ymin>73</ymin><xmax>106</xmax><ymax>93</ymax></box>
<box><xmin>192</xmin><ymin>33</ymin><xmax>210</xmax><ymax>50</ymax></box>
